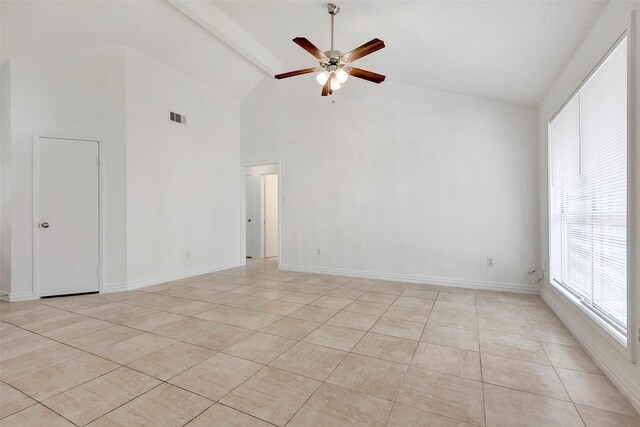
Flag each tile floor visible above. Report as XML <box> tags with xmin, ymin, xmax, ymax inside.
<box><xmin>1</xmin><ymin>258</ymin><xmax>639</xmax><ymax>426</ymax></box>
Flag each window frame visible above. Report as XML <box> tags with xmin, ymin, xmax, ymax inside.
<box><xmin>547</xmin><ymin>31</ymin><xmax>635</xmax><ymax>358</ymax></box>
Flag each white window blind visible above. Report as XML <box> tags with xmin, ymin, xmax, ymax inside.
<box><xmin>549</xmin><ymin>36</ymin><xmax>628</xmax><ymax>335</ymax></box>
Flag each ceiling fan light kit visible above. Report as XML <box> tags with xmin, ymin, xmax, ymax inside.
<box><xmin>274</xmin><ymin>3</ymin><xmax>386</xmax><ymax>96</ymax></box>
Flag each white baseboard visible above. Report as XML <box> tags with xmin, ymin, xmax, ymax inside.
<box><xmin>279</xmin><ymin>263</ymin><xmax>539</xmax><ymax>294</ymax></box>
<box><xmin>0</xmin><ymin>290</ymin><xmax>35</xmax><ymax>302</ymax></box>
<box><xmin>541</xmin><ymin>284</ymin><xmax>640</xmax><ymax>413</ymax></box>
<box><xmin>102</xmin><ymin>262</ymin><xmax>240</xmax><ymax>293</ymax></box>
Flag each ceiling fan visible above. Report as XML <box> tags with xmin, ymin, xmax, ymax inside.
<box><xmin>274</xmin><ymin>3</ymin><xmax>386</xmax><ymax>96</ymax></box>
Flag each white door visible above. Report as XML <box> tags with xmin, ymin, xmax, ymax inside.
<box><xmin>38</xmin><ymin>137</ymin><xmax>100</xmax><ymax>297</ymax></box>
<box><xmin>263</xmin><ymin>174</ymin><xmax>278</xmax><ymax>258</ymax></box>
<box><xmin>245</xmin><ymin>175</ymin><xmax>256</xmax><ymax>258</ymax></box>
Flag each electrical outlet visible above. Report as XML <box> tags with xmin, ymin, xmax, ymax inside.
<box><xmin>487</xmin><ymin>257</ymin><xmax>493</xmax><ymax>267</ymax></box>
<box><xmin>316</xmin><ymin>248</ymin><xmax>321</xmax><ymax>256</ymax></box>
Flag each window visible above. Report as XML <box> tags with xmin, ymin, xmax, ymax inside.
<box><xmin>549</xmin><ymin>36</ymin><xmax>628</xmax><ymax>340</ymax></box>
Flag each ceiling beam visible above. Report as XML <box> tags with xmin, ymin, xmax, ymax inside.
<box><xmin>167</xmin><ymin>0</ymin><xmax>281</xmax><ymax>77</ymax></box>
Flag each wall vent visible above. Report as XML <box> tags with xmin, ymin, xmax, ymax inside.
<box><xmin>169</xmin><ymin>111</ymin><xmax>187</xmax><ymax>125</ymax></box>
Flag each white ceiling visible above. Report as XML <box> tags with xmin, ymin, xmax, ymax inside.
<box><xmin>214</xmin><ymin>0</ymin><xmax>607</xmax><ymax>106</ymax></box>
<box><xmin>0</xmin><ymin>0</ymin><xmax>265</xmax><ymax>100</ymax></box>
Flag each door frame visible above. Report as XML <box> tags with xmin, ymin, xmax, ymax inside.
<box><xmin>261</xmin><ymin>173</ymin><xmax>279</xmax><ymax>258</ymax></box>
<box><xmin>239</xmin><ymin>160</ymin><xmax>282</xmax><ymax>267</ymax></box>
<box><xmin>32</xmin><ymin>133</ymin><xmax>105</xmax><ymax>298</ymax></box>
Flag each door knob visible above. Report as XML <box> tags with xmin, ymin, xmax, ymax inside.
<box><xmin>41</xmin><ymin>222</ymin><xmax>49</xmax><ymax>228</ymax></box>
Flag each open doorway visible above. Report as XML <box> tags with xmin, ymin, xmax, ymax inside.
<box><xmin>244</xmin><ymin>163</ymin><xmax>279</xmax><ymax>260</ymax></box>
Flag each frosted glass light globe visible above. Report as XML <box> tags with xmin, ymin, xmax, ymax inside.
<box><xmin>316</xmin><ymin>71</ymin><xmax>329</xmax><ymax>85</ymax></box>
<box><xmin>335</xmin><ymin>68</ymin><xmax>349</xmax><ymax>83</ymax></box>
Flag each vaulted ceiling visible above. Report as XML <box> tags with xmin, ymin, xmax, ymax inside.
<box><xmin>214</xmin><ymin>0</ymin><xmax>607</xmax><ymax>106</ymax></box>
<box><xmin>2</xmin><ymin>0</ymin><xmax>608</xmax><ymax>105</ymax></box>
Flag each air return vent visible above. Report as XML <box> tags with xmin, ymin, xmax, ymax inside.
<box><xmin>169</xmin><ymin>111</ymin><xmax>187</xmax><ymax>125</ymax></box>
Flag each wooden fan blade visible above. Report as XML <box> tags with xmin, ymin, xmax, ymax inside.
<box><xmin>275</xmin><ymin>68</ymin><xmax>317</xmax><ymax>79</ymax></box>
<box><xmin>293</xmin><ymin>37</ymin><xmax>327</xmax><ymax>60</ymax></box>
<box><xmin>349</xmin><ymin>68</ymin><xmax>386</xmax><ymax>84</ymax></box>
<box><xmin>321</xmin><ymin>79</ymin><xmax>331</xmax><ymax>96</ymax></box>
<box><xmin>343</xmin><ymin>38</ymin><xmax>385</xmax><ymax>62</ymax></box>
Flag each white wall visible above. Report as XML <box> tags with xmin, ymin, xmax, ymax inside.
<box><xmin>2</xmin><ymin>47</ymin><xmax>128</xmax><ymax>299</ymax></box>
<box><xmin>245</xmin><ymin>163</ymin><xmax>278</xmax><ymax>259</ymax></box>
<box><xmin>241</xmin><ymin>78</ymin><xmax>540</xmax><ymax>292</ymax></box>
<box><xmin>124</xmin><ymin>48</ymin><xmax>242</xmax><ymax>288</ymax></box>
<box><xmin>537</xmin><ymin>1</ymin><xmax>640</xmax><ymax>410</ymax></box>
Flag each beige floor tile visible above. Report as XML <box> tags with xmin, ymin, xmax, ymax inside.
<box><xmin>481</xmin><ymin>354</ymin><xmax>569</xmax><ymax>401</ymax></box>
<box><xmin>261</xmin><ymin>317</ymin><xmax>321</xmax><ymax>340</ymax></box>
<box><xmin>541</xmin><ymin>342</ymin><xmax>602</xmax><ymax>374</ymax></box>
<box><xmin>65</xmin><ymin>325</ymin><xmax>142</xmax><ymax>352</ymax></box>
<box><xmin>288</xmin><ymin>305</ymin><xmax>339</xmax><ymax>322</ymax></box>
<box><xmin>288</xmin><ymin>383</ymin><xmax>393</xmax><ymax>427</ymax></box>
<box><xmin>41</xmin><ymin>318</ymin><xmax>114</xmax><ymax>342</ymax></box>
<box><xmin>428</xmin><ymin>309</ymin><xmax>478</xmax><ymax>330</ymax></box>
<box><xmin>43</xmin><ymin>367</ymin><xmax>160</xmax><ymax>425</ymax></box>
<box><xmin>92</xmin><ymin>332</ymin><xmax>176</xmax><ymax>364</ymax></box>
<box><xmin>127</xmin><ymin>342</ymin><xmax>215</xmax><ymax>381</ymax></box>
<box><xmin>433</xmin><ymin>300</ymin><xmax>477</xmax><ymax>315</ymax></box>
<box><xmin>326</xmin><ymin>310</ymin><xmax>379</xmax><ymax>331</ymax></box>
<box><xmin>352</xmin><ymin>332</ymin><xmax>418</xmax><ymax>364</ymax></box>
<box><xmin>78</xmin><ymin>302</ymin><xmax>157</xmax><ymax>324</ymax></box>
<box><xmin>253</xmin><ymin>289</ymin><xmax>293</xmax><ymax>299</ymax></box>
<box><xmin>370</xmin><ymin>317</ymin><xmax>424</xmax><ymax>340</ymax></box>
<box><xmin>422</xmin><ymin>324</ymin><xmax>479</xmax><ymax>351</ymax></box>
<box><xmin>122</xmin><ymin>293</ymin><xmax>189</xmax><ymax>310</ymax></box>
<box><xmin>576</xmin><ymin>404</ymin><xmax>640</xmax><ymax>427</ymax></box>
<box><xmin>224</xmin><ymin>311</ymin><xmax>283</xmax><ymax>330</ymax></box>
<box><xmin>533</xmin><ymin>324</ymin><xmax>579</xmax><ymax>346</ymax></box>
<box><xmin>437</xmin><ymin>292</ymin><xmax>476</xmax><ymax>304</ymax></box>
<box><xmin>221</xmin><ymin>366</ymin><xmax>320</xmax><ymax>426</ymax></box>
<box><xmin>0</xmin><ymin>302</ymin><xmax>48</xmax><ymax>320</ymax></box>
<box><xmin>1</xmin><ymin>343</ymin><xmax>84</xmax><ymax>383</ymax></box>
<box><xmin>255</xmin><ymin>300</ymin><xmax>305</xmax><ymax>316</ymax></box>
<box><xmin>223</xmin><ymin>332</ymin><xmax>296</xmax><ymax>364</ymax></box>
<box><xmin>0</xmin><ymin>404</ymin><xmax>74</xmax><ymax>426</ymax></box>
<box><xmin>3</xmin><ymin>307</ymin><xmax>70</xmax><ymax>329</ymax></box>
<box><xmin>387</xmin><ymin>402</ymin><xmax>474</xmax><ymax>426</ymax></box>
<box><xmin>123</xmin><ymin>311</ymin><xmax>186</xmax><ymax>331</ymax></box>
<box><xmin>8</xmin><ymin>354</ymin><xmax>118</xmax><ymax>401</ymax></box>
<box><xmin>358</xmin><ymin>292</ymin><xmax>398</xmax><ymax>304</ymax></box>
<box><xmin>0</xmin><ymin>332</ymin><xmax>57</xmax><ymax>362</ymax></box>
<box><xmin>195</xmin><ymin>305</ymin><xmax>249</xmax><ymax>323</ymax></box>
<box><xmin>303</xmin><ymin>324</ymin><xmax>366</xmax><ymax>351</ymax></box>
<box><xmin>412</xmin><ymin>342</ymin><xmax>481</xmax><ymax>380</ymax></box>
<box><xmin>211</xmin><ymin>294</ymin><xmax>273</xmax><ymax>310</ymax></box>
<box><xmin>270</xmin><ymin>341</ymin><xmax>346</xmax><ymax>381</ymax></box>
<box><xmin>187</xmin><ymin>403</ymin><xmax>272</xmax><ymax>426</ymax></box>
<box><xmin>393</xmin><ymin>296</ymin><xmax>435</xmax><ymax>309</ymax></box>
<box><xmin>153</xmin><ymin>317</ymin><xmax>252</xmax><ymax>350</ymax></box>
<box><xmin>0</xmin><ymin>382</ymin><xmax>37</xmax><ymax>419</ymax></box>
<box><xmin>279</xmin><ymin>292</ymin><xmax>321</xmax><ymax>304</ymax></box>
<box><xmin>383</xmin><ymin>305</ymin><xmax>431</xmax><ymax>323</ymax></box>
<box><xmin>344</xmin><ymin>300</ymin><xmax>390</xmax><ymax>316</ymax></box>
<box><xmin>556</xmin><ymin>368</ymin><xmax>637</xmax><ymax>416</ymax></box>
<box><xmin>326</xmin><ymin>289</ymin><xmax>365</xmax><ymax>300</ymax></box>
<box><xmin>89</xmin><ymin>383</ymin><xmax>211</xmax><ymax>426</ymax></box>
<box><xmin>18</xmin><ymin>312</ymin><xmax>91</xmax><ymax>335</ymax></box>
<box><xmin>401</xmin><ymin>289</ymin><xmax>439</xmax><ymax>300</ymax></box>
<box><xmin>167</xmin><ymin>300</ymin><xmax>218</xmax><ymax>316</ymax></box>
<box><xmin>479</xmin><ymin>331</ymin><xmax>550</xmax><ymax>365</ymax></box>
<box><xmin>484</xmin><ymin>383</ymin><xmax>583</xmax><ymax>427</ymax></box>
<box><xmin>477</xmin><ymin>316</ymin><xmax>538</xmax><ymax>340</ymax></box>
<box><xmin>397</xmin><ymin>367</ymin><xmax>484</xmax><ymax>426</ymax></box>
<box><xmin>310</xmin><ymin>296</ymin><xmax>353</xmax><ymax>310</ymax></box>
<box><xmin>169</xmin><ymin>352</ymin><xmax>263</xmax><ymax>401</ymax></box>
<box><xmin>326</xmin><ymin>353</ymin><xmax>407</xmax><ymax>400</ymax></box>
